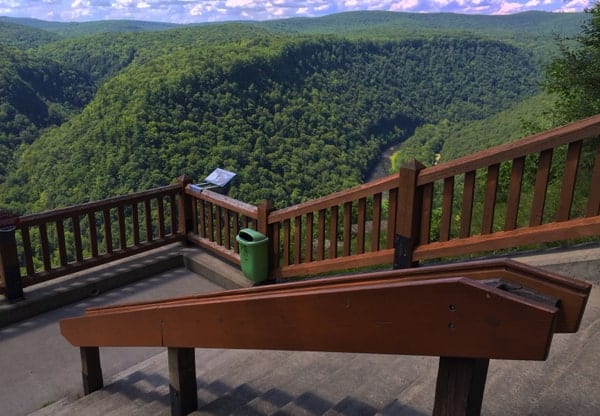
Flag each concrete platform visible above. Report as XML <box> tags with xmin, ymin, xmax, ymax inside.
<box><xmin>0</xmin><ymin>243</ymin><xmax>598</xmax><ymax>415</ymax></box>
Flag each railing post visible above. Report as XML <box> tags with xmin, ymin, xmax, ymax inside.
<box><xmin>168</xmin><ymin>347</ymin><xmax>198</xmax><ymax>416</ymax></box>
<box><xmin>394</xmin><ymin>159</ymin><xmax>425</xmax><ymax>269</ymax></box>
<box><xmin>433</xmin><ymin>357</ymin><xmax>489</xmax><ymax>416</ymax></box>
<box><xmin>80</xmin><ymin>346</ymin><xmax>103</xmax><ymax>395</ymax></box>
<box><xmin>0</xmin><ymin>223</ymin><xmax>24</xmax><ymax>301</ymax></box>
<box><xmin>256</xmin><ymin>200</ymin><xmax>276</xmax><ymax>278</ymax></box>
<box><xmin>256</xmin><ymin>200</ymin><xmax>273</xmax><ymax>236</ymax></box>
<box><xmin>177</xmin><ymin>175</ymin><xmax>194</xmax><ymax>239</ymax></box>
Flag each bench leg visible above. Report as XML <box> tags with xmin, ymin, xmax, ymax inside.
<box><xmin>80</xmin><ymin>346</ymin><xmax>103</xmax><ymax>395</ymax></box>
<box><xmin>433</xmin><ymin>357</ymin><xmax>489</xmax><ymax>416</ymax></box>
<box><xmin>168</xmin><ymin>347</ymin><xmax>198</xmax><ymax>416</ymax></box>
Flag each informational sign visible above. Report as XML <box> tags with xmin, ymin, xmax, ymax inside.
<box><xmin>191</xmin><ymin>168</ymin><xmax>237</xmax><ymax>192</ymax></box>
<box><xmin>204</xmin><ymin>168</ymin><xmax>236</xmax><ymax>188</ymax></box>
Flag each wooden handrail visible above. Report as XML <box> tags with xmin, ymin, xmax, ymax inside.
<box><xmin>268</xmin><ymin>174</ymin><xmax>398</xmax><ymax>223</ymax></box>
<box><xmin>60</xmin><ymin>260</ymin><xmax>590</xmax><ymax>416</ymax></box>
<box><xmin>417</xmin><ymin>113</ymin><xmax>600</xmax><ymax>186</ymax></box>
<box><xmin>2</xmin><ymin>184</ymin><xmax>185</xmax><ymax>293</ymax></box>
<box><xmin>17</xmin><ymin>184</ymin><xmax>182</xmax><ymax>227</ymax></box>
<box><xmin>75</xmin><ymin>258</ymin><xmax>591</xmax><ymax>334</ymax></box>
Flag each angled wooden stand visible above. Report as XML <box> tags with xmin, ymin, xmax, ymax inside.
<box><xmin>65</xmin><ymin>259</ymin><xmax>591</xmax><ymax>416</ymax></box>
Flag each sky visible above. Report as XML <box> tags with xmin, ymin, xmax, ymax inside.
<box><xmin>0</xmin><ymin>0</ymin><xmax>593</xmax><ymax>24</ymax></box>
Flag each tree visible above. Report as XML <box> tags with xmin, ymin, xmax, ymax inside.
<box><xmin>544</xmin><ymin>3</ymin><xmax>600</xmax><ymax>123</ymax></box>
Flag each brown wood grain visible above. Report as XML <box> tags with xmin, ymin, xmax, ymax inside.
<box><xmin>530</xmin><ymin>149</ymin><xmax>553</xmax><ymax>226</ymax></box>
<box><xmin>440</xmin><ymin>177</ymin><xmax>455</xmax><ymax>242</ymax></box>
<box><xmin>460</xmin><ymin>171</ymin><xmax>476</xmax><ymax>238</ymax></box>
<box><xmin>482</xmin><ymin>164</ymin><xmax>499</xmax><ymax>235</ymax></box>
<box><xmin>504</xmin><ymin>157</ymin><xmax>525</xmax><ymax>231</ymax></box>
<box><xmin>60</xmin><ymin>277</ymin><xmax>558</xmax><ymax>360</ymax></box>
<box><xmin>587</xmin><ymin>141</ymin><xmax>600</xmax><ymax>217</ymax></box>
<box><xmin>557</xmin><ymin>140</ymin><xmax>583</xmax><ymax>221</ymax></box>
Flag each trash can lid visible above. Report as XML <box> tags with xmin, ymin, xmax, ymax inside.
<box><xmin>237</xmin><ymin>228</ymin><xmax>268</xmax><ymax>242</ymax></box>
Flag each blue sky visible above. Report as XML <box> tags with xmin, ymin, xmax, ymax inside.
<box><xmin>0</xmin><ymin>0</ymin><xmax>593</xmax><ymax>23</ymax></box>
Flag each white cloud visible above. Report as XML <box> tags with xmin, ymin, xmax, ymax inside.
<box><xmin>554</xmin><ymin>0</ymin><xmax>590</xmax><ymax>12</ymax></box>
<box><xmin>493</xmin><ymin>1</ymin><xmax>525</xmax><ymax>14</ymax></box>
<box><xmin>225</xmin><ymin>0</ymin><xmax>256</xmax><ymax>7</ymax></box>
<box><xmin>390</xmin><ymin>0</ymin><xmax>421</xmax><ymax>11</ymax></box>
<box><xmin>0</xmin><ymin>0</ymin><xmax>589</xmax><ymax>23</ymax></box>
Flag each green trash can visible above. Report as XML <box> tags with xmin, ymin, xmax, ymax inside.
<box><xmin>236</xmin><ymin>228</ymin><xmax>269</xmax><ymax>283</ymax></box>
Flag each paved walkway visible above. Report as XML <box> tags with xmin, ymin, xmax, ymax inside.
<box><xmin>0</xmin><ymin>267</ymin><xmax>222</xmax><ymax>416</ymax></box>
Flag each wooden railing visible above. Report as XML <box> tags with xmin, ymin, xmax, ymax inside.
<box><xmin>412</xmin><ymin>113</ymin><xmax>600</xmax><ymax>262</ymax></box>
<box><xmin>181</xmin><ymin>179</ymin><xmax>272</xmax><ymax>266</ymax></box>
<box><xmin>2</xmin><ymin>114</ymin><xmax>600</xmax><ymax>298</ymax></box>
<box><xmin>267</xmin><ymin>173</ymin><xmax>408</xmax><ymax>278</ymax></box>
<box><xmin>0</xmin><ymin>183</ymin><xmax>184</xmax><ymax>294</ymax></box>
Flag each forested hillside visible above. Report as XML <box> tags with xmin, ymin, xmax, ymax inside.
<box><xmin>0</xmin><ymin>11</ymin><xmax>586</xmax><ymax>214</ymax></box>
<box><xmin>1</xmin><ymin>34</ymin><xmax>538</xmax><ymax>212</ymax></box>
<box><xmin>389</xmin><ymin>94</ymin><xmax>557</xmax><ymax>169</ymax></box>
<box><xmin>0</xmin><ymin>16</ymin><xmax>179</xmax><ymax>38</ymax></box>
<box><xmin>0</xmin><ymin>44</ymin><xmax>94</xmax><ymax>180</ymax></box>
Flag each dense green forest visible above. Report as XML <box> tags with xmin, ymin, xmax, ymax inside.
<box><xmin>389</xmin><ymin>93</ymin><xmax>557</xmax><ymax>169</ymax></box>
<box><xmin>0</xmin><ymin>11</ymin><xmax>588</xmax><ymax>214</ymax></box>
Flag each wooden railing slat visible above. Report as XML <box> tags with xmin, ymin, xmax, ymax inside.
<box><xmin>294</xmin><ymin>216</ymin><xmax>302</xmax><ymax>265</ymax></box>
<box><xmin>557</xmin><ymin>140</ymin><xmax>583</xmax><ymax>221</ymax></box>
<box><xmin>587</xmin><ymin>142</ymin><xmax>600</xmax><ymax>217</ymax></box>
<box><xmin>317</xmin><ymin>209</ymin><xmax>326</xmax><ymax>261</ymax></box>
<box><xmin>420</xmin><ymin>183</ymin><xmax>434</xmax><ymax>245</ymax></box>
<box><xmin>482</xmin><ymin>164</ymin><xmax>500</xmax><ymax>235</ymax></box>
<box><xmin>56</xmin><ymin>220</ymin><xmax>68</xmax><ymax>267</ymax></box>
<box><xmin>72</xmin><ymin>215</ymin><xmax>84</xmax><ymax>263</ymax></box>
<box><xmin>440</xmin><ymin>177</ymin><xmax>454</xmax><ymax>242</ymax></box>
<box><xmin>371</xmin><ymin>193</ymin><xmax>382</xmax><ymax>252</ymax></box>
<box><xmin>118</xmin><ymin>205</ymin><xmax>127</xmax><ymax>251</ymax></box>
<box><xmin>157</xmin><ymin>197</ymin><xmax>166</xmax><ymax>238</ymax></box>
<box><xmin>207</xmin><ymin>203</ymin><xmax>215</xmax><ymax>242</ymax></box>
<box><xmin>88</xmin><ymin>212</ymin><xmax>98</xmax><ymax>257</ymax></box>
<box><xmin>504</xmin><ymin>157</ymin><xmax>525</xmax><ymax>231</ymax></box>
<box><xmin>329</xmin><ymin>206</ymin><xmax>339</xmax><ymax>259</ymax></box>
<box><xmin>103</xmin><ymin>208</ymin><xmax>113</xmax><ymax>254</ymax></box>
<box><xmin>270</xmin><ymin>222</ymin><xmax>280</xmax><ymax>271</ymax></box>
<box><xmin>386</xmin><ymin>188</ymin><xmax>398</xmax><ymax>249</ymax></box>
<box><xmin>144</xmin><ymin>199</ymin><xmax>153</xmax><ymax>243</ymax></box>
<box><xmin>170</xmin><ymin>194</ymin><xmax>177</xmax><ymax>235</ymax></box>
<box><xmin>21</xmin><ymin>227</ymin><xmax>35</xmax><ymax>277</ymax></box>
<box><xmin>343</xmin><ymin>202</ymin><xmax>352</xmax><ymax>257</ymax></box>
<box><xmin>283</xmin><ymin>218</ymin><xmax>291</xmax><ymax>266</ymax></box>
<box><xmin>39</xmin><ymin>223</ymin><xmax>51</xmax><ymax>272</ymax></box>
<box><xmin>357</xmin><ymin>198</ymin><xmax>366</xmax><ymax>255</ymax></box>
<box><xmin>132</xmin><ymin>203</ymin><xmax>141</xmax><ymax>246</ymax></box>
<box><xmin>233</xmin><ymin>212</ymin><xmax>240</xmax><ymax>253</ymax></box>
<box><xmin>196</xmin><ymin>200</ymin><xmax>204</xmax><ymax>238</ymax></box>
<box><xmin>460</xmin><ymin>171</ymin><xmax>476</xmax><ymax>238</ymax></box>
<box><xmin>305</xmin><ymin>212</ymin><xmax>313</xmax><ymax>263</ymax></box>
<box><xmin>215</xmin><ymin>206</ymin><xmax>223</xmax><ymax>246</ymax></box>
<box><xmin>223</xmin><ymin>210</ymin><xmax>231</xmax><ymax>250</ymax></box>
<box><xmin>530</xmin><ymin>149</ymin><xmax>553</xmax><ymax>227</ymax></box>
